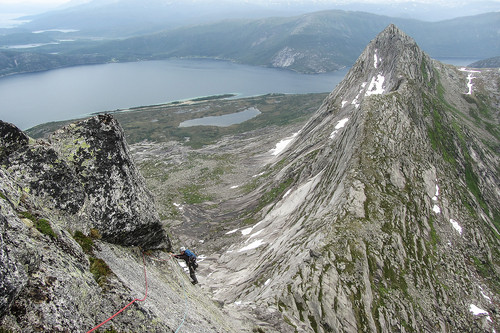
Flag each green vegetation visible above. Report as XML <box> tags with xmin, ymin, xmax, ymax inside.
<box><xmin>18</xmin><ymin>211</ymin><xmax>57</xmax><ymax>238</ymax></box>
<box><xmin>472</xmin><ymin>256</ymin><xmax>500</xmax><ymax>293</ymax></box>
<box><xmin>89</xmin><ymin>257</ymin><xmax>112</xmax><ymax>287</ymax></box>
<box><xmin>71</xmin><ymin>230</ymin><xmax>112</xmax><ymax>287</ymax></box>
<box><xmin>428</xmin><ymin>216</ymin><xmax>439</xmax><ymax>249</ymax></box>
<box><xmin>308</xmin><ymin>315</ymin><xmax>319</xmax><ymax>332</ymax></box>
<box><xmin>18</xmin><ymin>210</ymin><xmax>37</xmax><ymax>222</ymax></box>
<box><xmin>35</xmin><ymin>219</ymin><xmax>57</xmax><ymax>238</ymax></box>
<box><xmin>73</xmin><ymin>230</ymin><xmax>95</xmax><ymax>254</ymax></box>
<box><xmin>191</xmin><ymin>94</ymin><xmax>236</xmax><ymax>102</ymax></box>
<box><xmin>238</xmin><ymin>176</ymin><xmax>294</xmax><ymax>226</ymax></box>
<box><xmin>27</xmin><ymin>93</ymin><xmax>327</xmax><ymax>147</ymax></box>
<box><xmin>426</xmin><ymin>106</ymin><xmax>457</xmax><ymax>166</ymax></box>
<box><xmin>424</xmin><ymin>77</ymin><xmax>497</xmax><ymax>230</ymax></box>
<box><xmin>181</xmin><ymin>184</ymin><xmax>213</xmax><ymax>204</ymax></box>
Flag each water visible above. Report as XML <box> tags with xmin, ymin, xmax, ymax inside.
<box><xmin>179</xmin><ymin>107</ymin><xmax>261</xmax><ymax>127</ymax></box>
<box><xmin>0</xmin><ymin>59</ymin><xmax>349</xmax><ymax>130</ymax></box>
<box><xmin>435</xmin><ymin>57</ymin><xmax>482</xmax><ymax>67</ymax></box>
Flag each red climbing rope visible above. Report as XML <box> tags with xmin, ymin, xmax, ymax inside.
<box><xmin>86</xmin><ymin>252</ymin><xmax>149</xmax><ymax>333</ymax></box>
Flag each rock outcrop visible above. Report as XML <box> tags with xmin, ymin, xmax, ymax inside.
<box><xmin>1</xmin><ymin>114</ymin><xmax>167</xmax><ymax>249</ymax></box>
<box><xmin>205</xmin><ymin>24</ymin><xmax>500</xmax><ymax>332</ymax></box>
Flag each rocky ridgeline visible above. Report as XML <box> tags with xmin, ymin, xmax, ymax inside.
<box><xmin>206</xmin><ymin>25</ymin><xmax>500</xmax><ymax>332</ymax></box>
<box><xmin>0</xmin><ymin>115</ymin><xmax>242</xmax><ymax>332</ymax></box>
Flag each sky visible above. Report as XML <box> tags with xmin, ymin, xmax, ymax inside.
<box><xmin>0</xmin><ymin>0</ymin><xmax>499</xmax><ymax>17</ymax></box>
<box><xmin>2</xmin><ymin>0</ymin><xmax>499</xmax><ymax>6</ymax></box>
<box><xmin>0</xmin><ymin>0</ymin><xmax>89</xmax><ymax>14</ymax></box>
<box><xmin>0</xmin><ymin>0</ymin><xmax>77</xmax><ymax>6</ymax></box>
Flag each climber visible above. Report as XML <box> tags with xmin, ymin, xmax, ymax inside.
<box><xmin>173</xmin><ymin>246</ymin><xmax>199</xmax><ymax>285</ymax></box>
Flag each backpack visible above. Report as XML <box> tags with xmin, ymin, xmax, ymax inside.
<box><xmin>184</xmin><ymin>249</ymin><xmax>197</xmax><ymax>259</ymax></box>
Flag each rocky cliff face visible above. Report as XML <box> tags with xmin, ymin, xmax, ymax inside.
<box><xmin>1</xmin><ymin>115</ymin><xmax>167</xmax><ymax>249</ymax></box>
<box><xmin>0</xmin><ymin>115</ymin><xmax>245</xmax><ymax>332</ymax></box>
<box><xmin>204</xmin><ymin>24</ymin><xmax>500</xmax><ymax>332</ymax></box>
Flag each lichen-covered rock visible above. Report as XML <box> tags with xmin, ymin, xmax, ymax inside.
<box><xmin>1</xmin><ymin>115</ymin><xmax>169</xmax><ymax>249</ymax></box>
<box><xmin>49</xmin><ymin>115</ymin><xmax>169</xmax><ymax>248</ymax></box>
<box><xmin>0</xmin><ymin>213</ymin><xmax>28</xmax><ymax>318</ymax></box>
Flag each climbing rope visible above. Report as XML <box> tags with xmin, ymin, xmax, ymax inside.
<box><xmin>86</xmin><ymin>252</ymin><xmax>148</xmax><ymax>333</ymax></box>
<box><xmin>86</xmin><ymin>251</ymin><xmax>189</xmax><ymax>333</ymax></box>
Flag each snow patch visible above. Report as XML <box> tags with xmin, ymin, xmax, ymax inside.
<box><xmin>173</xmin><ymin>202</ymin><xmax>184</xmax><ymax>211</ymax></box>
<box><xmin>283</xmin><ymin>189</ymin><xmax>292</xmax><ymax>198</ymax></box>
<box><xmin>248</xmin><ymin>229</ymin><xmax>264</xmax><ymax>239</ymax></box>
<box><xmin>225</xmin><ymin>228</ymin><xmax>239</xmax><ymax>235</ymax></box>
<box><xmin>270</xmin><ymin>132</ymin><xmax>298</xmax><ymax>156</ymax></box>
<box><xmin>469</xmin><ymin>304</ymin><xmax>492</xmax><ymax>323</ymax></box>
<box><xmin>432</xmin><ymin>182</ymin><xmax>441</xmax><ymax>214</ymax></box>
<box><xmin>469</xmin><ymin>304</ymin><xmax>488</xmax><ymax>316</ymax></box>
<box><xmin>341</xmin><ymin>100</ymin><xmax>348</xmax><ymax>108</ymax></box>
<box><xmin>481</xmin><ymin>290</ymin><xmax>492</xmax><ymax>302</ymax></box>
<box><xmin>241</xmin><ymin>227</ymin><xmax>254</xmax><ymax>236</ymax></box>
<box><xmin>459</xmin><ymin>68</ymin><xmax>481</xmax><ymax>95</ymax></box>
<box><xmin>450</xmin><ymin>219</ymin><xmax>463</xmax><ymax>235</ymax></box>
<box><xmin>264</xmin><ymin>279</ymin><xmax>271</xmax><ymax>286</ymax></box>
<box><xmin>230</xmin><ymin>185</ymin><xmax>239</xmax><ymax>189</ymax></box>
<box><xmin>238</xmin><ymin>239</ymin><xmax>265</xmax><ymax>252</ymax></box>
<box><xmin>329</xmin><ymin>118</ymin><xmax>349</xmax><ymax>139</ymax></box>
<box><xmin>335</xmin><ymin>118</ymin><xmax>349</xmax><ymax>129</ymax></box>
<box><xmin>365</xmin><ymin>74</ymin><xmax>385</xmax><ymax>96</ymax></box>
<box><xmin>178</xmin><ymin>261</ymin><xmax>190</xmax><ymax>273</ymax></box>
<box><xmin>351</xmin><ymin>83</ymin><xmax>366</xmax><ymax>108</ymax></box>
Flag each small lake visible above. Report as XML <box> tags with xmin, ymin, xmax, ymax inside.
<box><xmin>0</xmin><ymin>59</ymin><xmax>349</xmax><ymax>130</ymax></box>
<box><xmin>179</xmin><ymin>107</ymin><xmax>261</xmax><ymax>127</ymax></box>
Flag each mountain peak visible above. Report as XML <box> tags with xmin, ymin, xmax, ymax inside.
<box><xmin>319</xmin><ymin>23</ymin><xmax>435</xmax><ymax>121</ymax></box>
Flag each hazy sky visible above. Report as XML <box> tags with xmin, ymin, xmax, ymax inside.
<box><xmin>2</xmin><ymin>0</ymin><xmax>499</xmax><ymax>5</ymax></box>
<box><xmin>1</xmin><ymin>0</ymin><xmax>498</xmax><ymax>16</ymax></box>
<box><xmin>0</xmin><ymin>0</ymin><xmax>72</xmax><ymax>4</ymax></box>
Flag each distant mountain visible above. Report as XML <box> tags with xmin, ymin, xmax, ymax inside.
<box><xmin>72</xmin><ymin>11</ymin><xmax>500</xmax><ymax>73</ymax></box>
<box><xmin>1</xmin><ymin>11</ymin><xmax>499</xmax><ymax>76</ymax></box>
<box><xmin>469</xmin><ymin>56</ymin><xmax>500</xmax><ymax>68</ymax></box>
<box><xmin>0</xmin><ymin>50</ymin><xmax>108</xmax><ymax>77</ymax></box>
<box><xmin>11</xmin><ymin>0</ymin><xmax>500</xmax><ymax>37</ymax></box>
<box><xmin>16</xmin><ymin>0</ymin><xmax>285</xmax><ymax>38</ymax></box>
